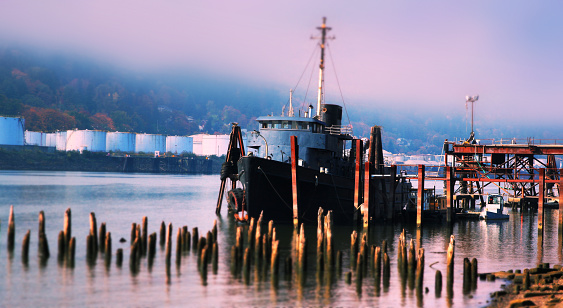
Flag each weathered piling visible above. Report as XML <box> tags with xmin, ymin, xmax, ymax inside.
<box><xmin>131</xmin><ymin>222</ymin><xmax>137</xmax><ymax>245</ymax></box>
<box><xmin>38</xmin><ymin>211</ymin><xmax>50</xmax><ymax>259</ymax></box>
<box><xmin>159</xmin><ymin>221</ymin><xmax>166</xmax><ymax>247</ymax></box>
<box><xmin>89</xmin><ymin>212</ymin><xmax>98</xmax><ymax>254</ymax></box>
<box><xmin>22</xmin><ymin>230</ymin><xmax>30</xmax><ymax>264</ymax></box>
<box><xmin>99</xmin><ymin>222</ymin><xmax>106</xmax><ymax>254</ymax></box>
<box><xmin>408</xmin><ymin>239</ymin><xmax>417</xmax><ymax>277</ymax></box>
<box><xmin>463</xmin><ymin>257</ymin><xmax>471</xmax><ymax>294</ymax></box>
<box><xmin>148</xmin><ymin>232</ymin><xmax>156</xmax><ymax>268</ymax></box>
<box><xmin>247</xmin><ymin>217</ymin><xmax>255</xmax><ymax>249</ymax></box>
<box><xmin>166</xmin><ymin>223</ymin><xmax>173</xmax><ymax>264</ymax></box>
<box><xmin>7</xmin><ymin>205</ymin><xmax>15</xmax><ymax>252</ymax></box>
<box><xmin>182</xmin><ymin>226</ymin><xmax>189</xmax><ymax>253</ymax></box>
<box><xmin>383</xmin><ymin>252</ymin><xmax>390</xmax><ymax>288</ymax></box>
<box><xmin>415</xmin><ymin>248</ymin><xmax>424</xmax><ymax>291</ymax></box>
<box><xmin>57</xmin><ymin>231</ymin><xmax>65</xmax><ymax>263</ymax></box>
<box><xmin>212</xmin><ymin>242</ymin><xmax>218</xmax><ymax>274</ymax></box>
<box><xmin>242</xmin><ymin>247</ymin><xmax>251</xmax><ymax>283</ymax></box>
<box><xmin>324</xmin><ymin>211</ymin><xmax>334</xmax><ymax>273</ymax></box>
<box><xmin>447</xmin><ymin>235</ymin><xmax>455</xmax><ymax>297</ymax></box>
<box><xmin>68</xmin><ymin>237</ymin><xmax>76</xmax><ymax>268</ymax></box>
<box><xmin>374</xmin><ymin>246</ymin><xmax>381</xmax><ymax>285</ymax></box>
<box><xmin>64</xmin><ymin>208</ymin><xmax>71</xmax><ymax>246</ymax></box>
<box><xmin>355</xmin><ymin>252</ymin><xmax>363</xmax><ymax>292</ymax></box>
<box><xmin>212</xmin><ymin>220</ymin><xmax>218</xmax><ymax>243</ymax></box>
<box><xmin>105</xmin><ymin>232</ymin><xmax>112</xmax><ymax>267</ymax></box>
<box><xmin>435</xmin><ymin>270</ymin><xmax>443</xmax><ymax>297</ymax></box>
<box><xmin>116</xmin><ymin>248</ymin><xmax>123</xmax><ymax>267</ymax></box>
<box><xmin>192</xmin><ymin>227</ymin><xmax>199</xmax><ymax>251</ymax></box>
<box><xmin>271</xmin><ymin>239</ymin><xmax>279</xmax><ymax>285</ymax></box>
<box><xmin>176</xmin><ymin>228</ymin><xmax>182</xmax><ymax>265</ymax></box>
<box><xmin>129</xmin><ymin>238</ymin><xmax>140</xmax><ymax>273</ymax></box>
<box><xmin>523</xmin><ymin>268</ymin><xmax>530</xmax><ymax>290</ymax></box>
<box><xmin>351</xmin><ymin>231</ymin><xmax>358</xmax><ymax>270</ymax></box>
<box><xmin>471</xmin><ymin>258</ymin><xmax>478</xmax><ymax>289</ymax></box>
<box><xmin>142</xmin><ymin>216</ymin><xmax>148</xmax><ymax>256</ymax></box>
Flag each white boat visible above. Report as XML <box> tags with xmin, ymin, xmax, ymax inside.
<box><xmin>480</xmin><ymin>194</ymin><xmax>509</xmax><ymax>220</ymax></box>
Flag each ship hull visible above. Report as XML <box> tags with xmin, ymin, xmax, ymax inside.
<box><xmin>237</xmin><ymin>156</ymin><xmax>356</xmax><ymax>225</ymax></box>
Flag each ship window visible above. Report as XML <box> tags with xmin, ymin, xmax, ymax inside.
<box><xmin>291</xmin><ymin>121</ymin><xmax>297</xmax><ymax>129</ymax></box>
<box><xmin>282</xmin><ymin>121</ymin><xmax>289</xmax><ymax>129</ymax></box>
<box><xmin>273</xmin><ymin>121</ymin><xmax>281</xmax><ymax>129</ymax></box>
<box><xmin>262</xmin><ymin>122</ymin><xmax>268</xmax><ymax>129</ymax></box>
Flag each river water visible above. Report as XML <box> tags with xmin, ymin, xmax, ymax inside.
<box><xmin>0</xmin><ymin>170</ymin><xmax>560</xmax><ymax>307</ymax></box>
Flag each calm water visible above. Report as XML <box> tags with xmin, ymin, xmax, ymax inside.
<box><xmin>0</xmin><ymin>170</ymin><xmax>560</xmax><ymax>307</ymax></box>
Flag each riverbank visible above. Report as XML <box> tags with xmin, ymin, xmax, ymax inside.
<box><xmin>0</xmin><ymin>148</ymin><xmax>222</xmax><ymax>174</ymax></box>
<box><xmin>486</xmin><ymin>263</ymin><xmax>563</xmax><ymax>307</ymax></box>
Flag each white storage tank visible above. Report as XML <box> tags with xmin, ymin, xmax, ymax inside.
<box><xmin>135</xmin><ymin>133</ymin><xmax>166</xmax><ymax>154</ymax></box>
<box><xmin>202</xmin><ymin>134</ymin><xmax>230</xmax><ymax>156</ymax></box>
<box><xmin>46</xmin><ymin>133</ymin><xmax>57</xmax><ymax>147</ymax></box>
<box><xmin>25</xmin><ymin>131</ymin><xmax>47</xmax><ymax>146</ymax></box>
<box><xmin>106</xmin><ymin>132</ymin><xmax>136</xmax><ymax>152</ymax></box>
<box><xmin>66</xmin><ymin>130</ymin><xmax>107</xmax><ymax>152</ymax></box>
<box><xmin>55</xmin><ymin>131</ymin><xmax>67</xmax><ymax>151</ymax></box>
<box><xmin>190</xmin><ymin>134</ymin><xmax>205</xmax><ymax>155</ymax></box>
<box><xmin>166</xmin><ymin>135</ymin><xmax>193</xmax><ymax>154</ymax></box>
<box><xmin>0</xmin><ymin>116</ymin><xmax>25</xmax><ymax>145</ymax></box>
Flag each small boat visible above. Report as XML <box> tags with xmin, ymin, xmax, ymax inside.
<box><xmin>480</xmin><ymin>194</ymin><xmax>509</xmax><ymax>220</ymax></box>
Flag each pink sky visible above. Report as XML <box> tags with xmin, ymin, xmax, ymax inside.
<box><xmin>1</xmin><ymin>0</ymin><xmax>562</xmax><ymax>124</ymax></box>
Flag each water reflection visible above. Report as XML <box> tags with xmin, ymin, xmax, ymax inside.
<box><xmin>0</xmin><ymin>171</ymin><xmax>561</xmax><ymax>307</ymax></box>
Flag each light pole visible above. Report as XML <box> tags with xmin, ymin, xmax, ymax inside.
<box><xmin>465</xmin><ymin>95</ymin><xmax>479</xmax><ymax>133</ymax></box>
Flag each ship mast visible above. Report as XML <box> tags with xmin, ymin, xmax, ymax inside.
<box><xmin>315</xmin><ymin>17</ymin><xmax>331</xmax><ymax>118</ymax></box>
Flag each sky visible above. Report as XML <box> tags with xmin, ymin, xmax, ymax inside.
<box><xmin>1</xmin><ymin>0</ymin><xmax>562</xmax><ymax>127</ymax></box>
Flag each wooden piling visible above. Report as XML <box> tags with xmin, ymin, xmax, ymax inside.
<box><xmin>22</xmin><ymin>230</ymin><xmax>30</xmax><ymax>264</ymax></box>
<box><xmin>471</xmin><ymin>258</ymin><xmax>478</xmax><ymax>289</ymax></box>
<box><xmin>159</xmin><ymin>221</ymin><xmax>166</xmax><ymax>246</ymax></box>
<box><xmin>129</xmin><ymin>222</ymin><xmax>137</xmax><ymax>245</ymax></box>
<box><xmin>165</xmin><ymin>223</ymin><xmax>173</xmax><ymax>265</ymax></box>
<box><xmin>383</xmin><ymin>252</ymin><xmax>390</xmax><ymax>286</ymax></box>
<box><xmin>212</xmin><ymin>242</ymin><xmax>218</xmax><ymax>274</ymax></box>
<box><xmin>63</xmin><ymin>208</ymin><xmax>71</xmax><ymax>246</ymax></box>
<box><xmin>363</xmin><ymin>161</ymin><xmax>370</xmax><ymax>228</ymax></box>
<box><xmin>374</xmin><ymin>246</ymin><xmax>381</xmax><ymax>285</ymax></box>
<box><xmin>415</xmin><ymin>248</ymin><xmax>424</xmax><ymax>290</ymax></box>
<box><xmin>7</xmin><ymin>205</ymin><xmax>15</xmax><ymax>252</ymax></box>
<box><xmin>351</xmin><ymin>231</ymin><xmax>358</xmax><ymax>270</ymax></box>
<box><xmin>417</xmin><ymin>165</ymin><xmax>425</xmax><ymax>228</ymax></box>
<box><xmin>447</xmin><ymin>235</ymin><xmax>455</xmax><ymax>290</ymax></box>
<box><xmin>192</xmin><ymin>227</ymin><xmax>199</xmax><ymax>251</ymax></box>
<box><xmin>130</xmin><ymin>238</ymin><xmax>139</xmax><ymax>271</ymax></box>
<box><xmin>38</xmin><ymin>211</ymin><xmax>50</xmax><ymax>259</ymax></box>
<box><xmin>463</xmin><ymin>257</ymin><xmax>471</xmax><ymax>293</ymax></box>
<box><xmin>105</xmin><ymin>232</ymin><xmax>112</xmax><ymax>266</ymax></box>
<box><xmin>99</xmin><ymin>222</ymin><xmax>106</xmax><ymax>254</ymax></box>
<box><xmin>86</xmin><ymin>234</ymin><xmax>94</xmax><ymax>261</ymax></box>
<box><xmin>148</xmin><ymin>232</ymin><xmax>156</xmax><ymax>260</ymax></box>
<box><xmin>523</xmin><ymin>269</ymin><xmax>530</xmax><ymax>290</ymax></box>
<box><xmin>68</xmin><ymin>237</ymin><xmax>76</xmax><ymax>268</ymax></box>
<box><xmin>176</xmin><ymin>227</ymin><xmax>182</xmax><ymax>264</ymax></box>
<box><xmin>336</xmin><ymin>250</ymin><xmax>342</xmax><ymax>276</ymax></box>
<box><xmin>325</xmin><ymin>210</ymin><xmax>334</xmax><ymax>272</ymax></box>
<box><xmin>271</xmin><ymin>240</ymin><xmax>279</xmax><ymax>282</ymax></box>
<box><xmin>116</xmin><ymin>248</ymin><xmax>123</xmax><ymax>267</ymax></box>
<box><xmin>212</xmin><ymin>220</ymin><xmax>217</xmax><ymax>243</ymax></box>
<box><xmin>408</xmin><ymin>239</ymin><xmax>416</xmax><ymax>277</ymax></box>
<box><xmin>242</xmin><ymin>247</ymin><xmax>251</xmax><ymax>283</ymax></box>
<box><xmin>89</xmin><ymin>212</ymin><xmax>98</xmax><ymax>254</ymax></box>
<box><xmin>435</xmin><ymin>270</ymin><xmax>442</xmax><ymax>297</ymax></box>
<box><xmin>142</xmin><ymin>216</ymin><xmax>148</xmax><ymax>256</ymax></box>
<box><xmin>57</xmin><ymin>230</ymin><xmax>65</xmax><ymax>262</ymax></box>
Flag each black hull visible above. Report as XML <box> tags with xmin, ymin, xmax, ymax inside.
<box><xmin>238</xmin><ymin>156</ymin><xmax>356</xmax><ymax>225</ymax></box>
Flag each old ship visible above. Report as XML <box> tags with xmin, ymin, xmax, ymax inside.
<box><xmin>216</xmin><ymin>18</ymin><xmax>411</xmax><ymax>225</ymax></box>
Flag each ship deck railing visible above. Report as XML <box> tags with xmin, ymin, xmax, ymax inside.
<box><xmin>325</xmin><ymin>125</ymin><xmax>353</xmax><ymax>136</ymax></box>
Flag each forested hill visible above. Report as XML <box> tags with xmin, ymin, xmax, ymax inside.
<box><xmin>1</xmin><ymin>47</ymin><xmax>556</xmax><ymax>155</ymax></box>
<box><xmin>0</xmin><ymin>47</ymin><xmax>285</xmax><ymax>135</ymax></box>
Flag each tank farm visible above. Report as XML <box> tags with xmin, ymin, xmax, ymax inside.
<box><xmin>4</xmin><ymin>124</ymin><xmax>563</xmax><ymax>306</ymax></box>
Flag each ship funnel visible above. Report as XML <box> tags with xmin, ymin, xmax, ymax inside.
<box><xmin>308</xmin><ymin>105</ymin><xmax>314</xmax><ymax>118</ymax></box>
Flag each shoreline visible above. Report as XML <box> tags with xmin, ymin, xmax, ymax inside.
<box><xmin>485</xmin><ymin>263</ymin><xmax>563</xmax><ymax>307</ymax></box>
